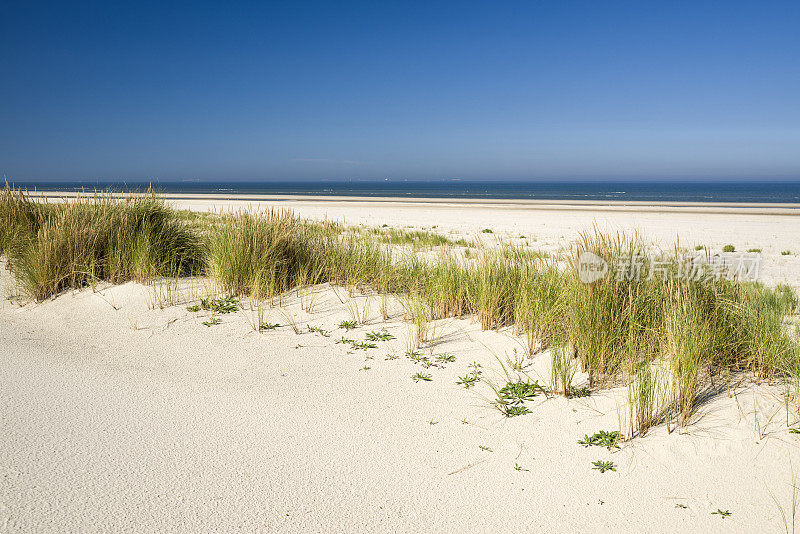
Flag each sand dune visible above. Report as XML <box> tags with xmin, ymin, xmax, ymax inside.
<box><xmin>2</xmin><ymin>199</ymin><xmax>800</xmax><ymax>532</ymax></box>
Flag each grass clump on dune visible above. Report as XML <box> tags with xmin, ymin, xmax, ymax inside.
<box><xmin>1</xmin><ymin>185</ymin><xmax>202</xmax><ymax>299</ymax></box>
<box><xmin>207</xmin><ymin>209</ymin><xmax>329</xmax><ymax>298</ymax></box>
<box><xmin>562</xmin><ymin>230</ymin><xmax>799</xmax><ymax>432</ymax></box>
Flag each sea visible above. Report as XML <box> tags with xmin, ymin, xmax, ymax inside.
<box><xmin>7</xmin><ymin>180</ymin><xmax>800</xmax><ymax>204</ymax></box>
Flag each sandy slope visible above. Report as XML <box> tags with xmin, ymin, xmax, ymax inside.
<box><xmin>2</xmin><ymin>257</ymin><xmax>800</xmax><ymax>532</ymax></box>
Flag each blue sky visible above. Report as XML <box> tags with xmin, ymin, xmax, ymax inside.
<box><xmin>1</xmin><ymin>1</ymin><xmax>798</xmax><ymax>183</ymax></box>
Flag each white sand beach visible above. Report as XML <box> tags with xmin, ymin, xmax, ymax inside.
<box><xmin>3</xmin><ymin>195</ymin><xmax>800</xmax><ymax>532</ymax></box>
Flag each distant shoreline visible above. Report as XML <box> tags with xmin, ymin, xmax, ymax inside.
<box><xmin>9</xmin><ymin>179</ymin><xmax>800</xmax><ymax>204</ymax></box>
<box><xmin>24</xmin><ymin>190</ymin><xmax>800</xmax><ymax>216</ymax></box>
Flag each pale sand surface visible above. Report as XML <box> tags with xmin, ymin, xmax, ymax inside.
<box><xmin>2</xmin><ymin>196</ymin><xmax>800</xmax><ymax>532</ymax></box>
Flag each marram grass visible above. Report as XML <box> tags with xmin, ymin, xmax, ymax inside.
<box><xmin>1</xmin><ymin>185</ymin><xmax>202</xmax><ymax>299</ymax></box>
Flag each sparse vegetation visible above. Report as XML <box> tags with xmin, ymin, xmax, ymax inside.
<box><xmin>569</xmin><ymin>386</ymin><xmax>591</xmax><ymax>398</ymax></box>
<box><xmin>195</xmin><ymin>296</ymin><xmax>239</xmax><ymax>314</ymax></box>
<box><xmin>307</xmin><ymin>325</ymin><xmax>330</xmax><ymax>337</ymax></box>
<box><xmin>365</xmin><ymin>329</ymin><xmax>395</xmax><ymax>341</ymax></box>
<box><xmin>592</xmin><ymin>460</ymin><xmax>616</xmax><ymax>473</ymax></box>
<box><xmin>3</xmin><ymin>188</ymin><xmax>799</xmax><ymax>437</ymax></box>
<box><xmin>434</xmin><ymin>353</ymin><xmax>456</xmax><ymax>364</ymax></box>
<box><xmin>497</xmin><ymin>404</ymin><xmax>531</xmax><ymax>417</ymax></box>
<box><xmin>578</xmin><ymin>430</ymin><xmax>621</xmax><ymax>450</ymax></box>
<box><xmin>723</xmin><ymin>244</ymin><xmax>736</xmax><ymax>252</ymax></box>
<box><xmin>456</xmin><ymin>366</ymin><xmax>481</xmax><ymax>388</ymax></box>
<box><xmin>499</xmin><ymin>380</ymin><xmax>547</xmax><ymax>404</ymax></box>
<box><xmin>351</xmin><ymin>340</ymin><xmax>378</xmax><ymax>350</ymax></box>
<box><xmin>367</xmin><ymin>226</ymin><xmax>469</xmax><ymax>250</ymax></box>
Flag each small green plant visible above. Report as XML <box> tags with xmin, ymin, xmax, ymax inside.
<box><xmin>479</xmin><ymin>445</ymin><xmax>493</xmax><ymax>452</ymax></box>
<box><xmin>694</xmin><ymin>245</ymin><xmax>705</xmax><ymax>251</ymax></box>
<box><xmin>260</xmin><ymin>322</ymin><xmax>280</xmax><ymax>330</ymax></box>
<box><xmin>481</xmin><ymin>228</ymin><xmax>493</xmax><ymax>234</ymax></box>
<box><xmin>307</xmin><ymin>325</ymin><xmax>330</xmax><ymax>337</ymax></box>
<box><xmin>385</xmin><ymin>353</ymin><xmax>399</xmax><ymax>360</ymax></box>
<box><xmin>428</xmin><ymin>419</ymin><xmax>437</xmax><ymax>425</ymax></box>
<box><xmin>592</xmin><ymin>460</ymin><xmax>616</xmax><ymax>473</ymax></box>
<box><xmin>514</xmin><ymin>463</ymin><xmax>529</xmax><ymax>472</ymax></box>
<box><xmin>456</xmin><ymin>372</ymin><xmax>479</xmax><ymax>388</ymax></box>
<box><xmin>359</xmin><ymin>365</ymin><xmax>371</xmax><ymax>371</ymax></box>
<box><xmin>336</xmin><ymin>336</ymin><xmax>355</xmax><ymax>345</ymax></box>
<box><xmin>406</xmin><ymin>350</ymin><xmax>423</xmax><ymax>362</ymax></box>
<box><xmin>365</xmin><ymin>330</ymin><xmax>395</xmax><ymax>341</ymax></box>
<box><xmin>186</xmin><ymin>304</ymin><xmax>201</xmax><ymax>312</ymax></box>
<box><xmin>578</xmin><ymin>430</ymin><xmax>621</xmax><ymax>450</ymax></box>
<box><xmin>723</xmin><ymin>244</ymin><xmax>736</xmax><ymax>252</ymax></box>
<box><xmin>499</xmin><ymin>380</ymin><xmax>547</xmax><ymax>404</ymax></box>
<box><xmin>412</xmin><ymin>372</ymin><xmax>432</xmax><ymax>382</ymax></box>
<box><xmin>456</xmin><ymin>362</ymin><xmax>482</xmax><ymax>388</ymax></box>
<box><xmin>351</xmin><ymin>340</ymin><xmax>378</xmax><ymax>350</ymax></box>
<box><xmin>435</xmin><ymin>353</ymin><xmax>456</xmax><ymax>364</ymax></box>
<box><xmin>500</xmin><ymin>404</ymin><xmax>531</xmax><ymax>417</ymax></box>
<box><xmin>789</xmin><ymin>428</ymin><xmax>800</xmax><ymax>435</ymax></box>
<box><xmin>569</xmin><ymin>386</ymin><xmax>592</xmax><ymax>398</ymax></box>
<box><xmin>418</xmin><ymin>357</ymin><xmax>435</xmax><ymax>368</ymax></box>
<box><xmin>675</xmin><ymin>504</ymin><xmax>687</xmax><ymax>509</ymax></box>
<box><xmin>747</xmin><ymin>248</ymin><xmax>762</xmax><ymax>253</ymax></box>
<box><xmin>338</xmin><ymin>320</ymin><xmax>357</xmax><ymax>330</ymax></box>
<box><xmin>201</xmin><ymin>317</ymin><xmax>222</xmax><ymax>327</ymax></box>
<box><xmin>711</xmin><ymin>509</ymin><xmax>731</xmax><ymax>519</ymax></box>
<box><xmin>199</xmin><ymin>296</ymin><xmax>239</xmax><ymax>314</ymax></box>
<box><xmin>782</xmin><ymin>250</ymin><xmax>792</xmax><ymax>255</ymax></box>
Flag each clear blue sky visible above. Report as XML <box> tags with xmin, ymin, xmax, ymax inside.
<box><xmin>1</xmin><ymin>1</ymin><xmax>798</xmax><ymax>183</ymax></box>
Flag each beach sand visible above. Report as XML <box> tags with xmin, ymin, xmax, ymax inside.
<box><xmin>2</xmin><ymin>195</ymin><xmax>800</xmax><ymax>532</ymax></box>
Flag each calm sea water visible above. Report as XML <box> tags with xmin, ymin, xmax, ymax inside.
<box><xmin>9</xmin><ymin>180</ymin><xmax>800</xmax><ymax>203</ymax></box>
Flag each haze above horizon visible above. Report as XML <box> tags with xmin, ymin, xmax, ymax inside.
<box><xmin>1</xmin><ymin>1</ymin><xmax>799</xmax><ymax>183</ymax></box>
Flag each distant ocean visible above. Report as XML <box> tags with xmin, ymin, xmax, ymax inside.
<box><xmin>8</xmin><ymin>180</ymin><xmax>800</xmax><ymax>203</ymax></box>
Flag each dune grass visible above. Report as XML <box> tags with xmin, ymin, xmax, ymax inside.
<box><xmin>1</xmin><ymin>185</ymin><xmax>202</xmax><ymax>299</ymax></box>
<box><xmin>2</xmin><ymin>187</ymin><xmax>798</xmax><ymax>435</ymax></box>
